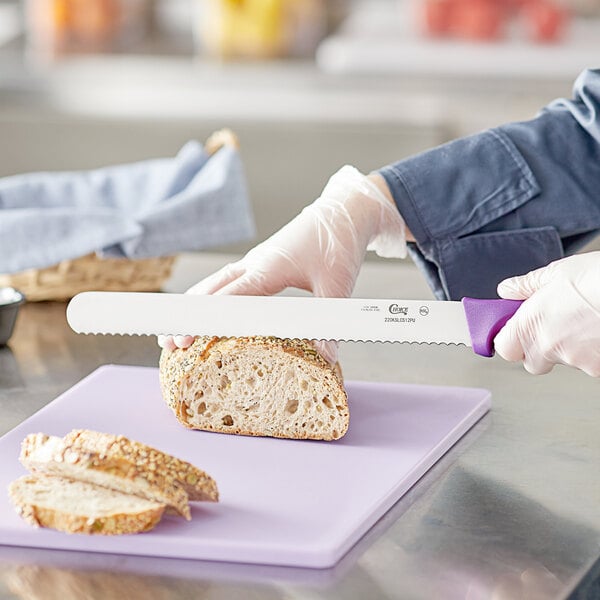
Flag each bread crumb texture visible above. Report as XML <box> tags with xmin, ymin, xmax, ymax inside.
<box><xmin>159</xmin><ymin>336</ymin><xmax>349</xmax><ymax>441</ymax></box>
<box><xmin>10</xmin><ymin>430</ymin><xmax>219</xmax><ymax>535</ymax></box>
<box><xmin>9</xmin><ymin>474</ymin><xmax>165</xmax><ymax>535</ymax></box>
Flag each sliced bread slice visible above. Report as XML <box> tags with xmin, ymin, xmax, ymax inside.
<box><xmin>20</xmin><ymin>431</ymin><xmax>218</xmax><ymax>518</ymax></box>
<box><xmin>159</xmin><ymin>336</ymin><xmax>349</xmax><ymax>441</ymax></box>
<box><xmin>9</xmin><ymin>474</ymin><xmax>165</xmax><ymax>535</ymax></box>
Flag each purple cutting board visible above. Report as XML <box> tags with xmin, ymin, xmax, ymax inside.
<box><xmin>0</xmin><ymin>365</ymin><xmax>490</xmax><ymax>568</ymax></box>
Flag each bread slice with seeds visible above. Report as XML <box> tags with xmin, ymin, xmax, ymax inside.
<box><xmin>9</xmin><ymin>474</ymin><xmax>165</xmax><ymax>535</ymax></box>
<box><xmin>159</xmin><ymin>336</ymin><xmax>349</xmax><ymax>441</ymax></box>
<box><xmin>20</xmin><ymin>430</ymin><xmax>218</xmax><ymax>520</ymax></box>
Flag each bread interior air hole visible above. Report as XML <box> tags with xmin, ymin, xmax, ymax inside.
<box><xmin>182</xmin><ymin>347</ymin><xmax>347</xmax><ymax>439</ymax></box>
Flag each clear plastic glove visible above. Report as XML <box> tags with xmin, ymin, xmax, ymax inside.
<box><xmin>158</xmin><ymin>165</ymin><xmax>407</xmax><ymax>364</ymax></box>
<box><xmin>494</xmin><ymin>252</ymin><xmax>600</xmax><ymax>376</ymax></box>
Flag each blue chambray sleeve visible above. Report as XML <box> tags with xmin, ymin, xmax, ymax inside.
<box><xmin>378</xmin><ymin>68</ymin><xmax>600</xmax><ymax>301</ymax></box>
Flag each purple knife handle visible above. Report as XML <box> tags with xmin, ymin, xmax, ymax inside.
<box><xmin>461</xmin><ymin>297</ymin><xmax>524</xmax><ymax>357</ymax></box>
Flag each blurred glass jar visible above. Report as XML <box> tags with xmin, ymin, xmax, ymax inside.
<box><xmin>194</xmin><ymin>0</ymin><xmax>327</xmax><ymax>59</ymax></box>
<box><xmin>25</xmin><ymin>0</ymin><xmax>149</xmax><ymax>56</ymax></box>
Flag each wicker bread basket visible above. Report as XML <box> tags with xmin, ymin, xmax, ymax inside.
<box><xmin>0</xmin><ymin>130</ymin><xmax>239</xmax><ymax>302</ymax></box>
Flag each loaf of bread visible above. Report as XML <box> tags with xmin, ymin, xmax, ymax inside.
<box><xmin>9</xmin><ymin>474</ymin><xmax>165</xmax><ymax>535</ymax></box>
<box><xmin>10</xmin><ymin>429</ymin><xmax>219</xmax><ymax>535</ymax></box>
<box><xmin>159</xmin><ymin>336</ymin><xmax>349</xmax><ymax>441</ymax></box>
<box><xmin>20</xmin><ymin>430</ymin><xmax>218</xmax><ymax>520</ymax></box>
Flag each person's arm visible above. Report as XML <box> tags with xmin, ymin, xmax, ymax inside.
<box><xmin>160</xmin><ymin>165</ymin><xmax>407</xmax><ymax>363</ymax></box>
<box><xmin>164</xmin><ymin>70</ymin><xmax>600</xmax><ymax>375</ymax></box>
<box><xmin>368</xmin><ymin>173</ymin><xmax>416</xmax><ymax>243</ymax></box>
<box><xmin>378</xmin><ymin>68</ymin><xmax>600</xmax><ymax>301</ymax></box>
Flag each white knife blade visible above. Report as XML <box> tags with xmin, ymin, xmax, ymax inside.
<box><xmin>67</xmin><ymin>292</ymin><xmax>522</xmax><ymax>357</ymax></box>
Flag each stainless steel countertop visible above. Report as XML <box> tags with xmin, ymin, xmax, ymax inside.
<box><xmin>0</xmin><ymin>254</ymin><xmax>598</xmax><ymax>600</ymax></box>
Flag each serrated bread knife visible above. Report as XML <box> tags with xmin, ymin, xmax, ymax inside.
<box><xmin>66</xmin><ymin>292</ymin><xmax>523</xmax><ymax>357</ymax></box>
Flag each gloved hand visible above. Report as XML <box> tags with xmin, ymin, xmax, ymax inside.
<box><xmin>158</xmin><ymin>165</ymin><xmax>407</xmax><ymax>364</ymax></box>
<box><xmin>494</xmin><ymin>252</ymin><xmax>600</xmax><ymax>376</ymax></box>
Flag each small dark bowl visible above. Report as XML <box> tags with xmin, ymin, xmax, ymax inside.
<box><xmin>0</xmin><ymin>287</ymin><xmax>25</xmax><ymax>346</ymax></box>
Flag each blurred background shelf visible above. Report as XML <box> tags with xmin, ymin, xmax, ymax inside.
<box><xmin>317</xmin><ymin>0</ymin><xmax>600</xmax><ymax>78</ymax></box>
<box><xmin>0</xmin><ymin>0</ymin><xmax>598</xmax><ymax>253</ymax></box>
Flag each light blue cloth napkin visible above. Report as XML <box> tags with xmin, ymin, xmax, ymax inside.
<box><xmin>0</xmin><ymin>141</ymin><xmax>255</xmax><ymax>273</ymax></box>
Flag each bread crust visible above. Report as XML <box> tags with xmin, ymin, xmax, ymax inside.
<box><xmin>9</xmin><ymin>475</ymin><xmax>165</xmax><ymax>535</ymax></box>
<box><xmin>160</xmin><ymin>336</ymin><xmax>349</xmax><ymax>441</ymax></box>
<box><xmin>20</xmin><ymin>431</ymin><xmax>218</xmax><ymax>513</ymax></box>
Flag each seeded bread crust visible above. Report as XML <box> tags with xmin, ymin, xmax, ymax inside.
<box><xmin>20</xmin><ymin>431</ymin><xmax>218</xmax><ymax>515</ymax></box>
<box><xmin>65</xmin><ymin>429</ymin><xmax>219</xmax><ymax>503</ymax></box>
<box><xmin>159</xmin><ymin>336</ymin><xmax>349</xmax><ymax>441</ymax></box>
<box><xmin>9</xmin><ymin>474</ymin><xmax>165</xmax><ymax>535</ymax></box>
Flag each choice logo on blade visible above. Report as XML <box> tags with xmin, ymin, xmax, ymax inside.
<box><xmin>388</xmin><ymin>304</ymin><xmax>408</xmax><ymax>315</ymax></box>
